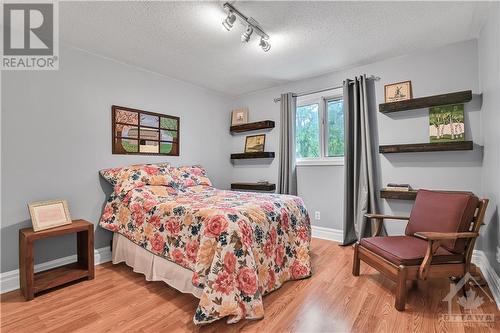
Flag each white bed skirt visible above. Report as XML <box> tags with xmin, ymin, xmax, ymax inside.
<box><xmin>112</xmin><ymin>233</ymin><xmax>202</xmax><ymax>298</ymax></box>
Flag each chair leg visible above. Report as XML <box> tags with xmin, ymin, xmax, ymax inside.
<box><xmin>410</xmin><ymin>280</ymin><xmax>418</xmax><ymax>290</ymax></box>
<box><xmin>395</xmin><ymin>266</ymin><xmax>408</xmax><ymax>311</ymax></box>
<box><xmin>352</xmin><ymin>243</ymin><xmax>360</xmax><ymax>276</ymax></box>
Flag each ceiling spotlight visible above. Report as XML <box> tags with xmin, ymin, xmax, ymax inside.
<box><xmin>241</xmin><ymin>25</ymin><xmax>253</xmax><ymax>43</ymax></box>
<box><xmin>222</xmin><ymin>11</ymin><xmax>236</xmax><ymax>31</ymax></box>
<box><xmin>259</xmin><ymin>38</ymin><xmax>271</xmax><ymax>52</ymax></box>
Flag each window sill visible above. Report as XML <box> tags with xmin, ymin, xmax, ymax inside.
<box><xmin>296</xmin><ymin>158</ymin><xmax>344</xmax><ymax>166</ymax></box>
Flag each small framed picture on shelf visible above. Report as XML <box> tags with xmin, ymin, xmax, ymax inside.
<box><xmin>384</xmin><ymin>81</ymin><xmax>412</xmax><ymax>103</ymax></box>
<box><xmin>231</xmin><ymin>107</ymin><xmax>249</xmax><ymax>126</ymax></box>
<box><xmin>28</xmin><ymin>200</ymin><xmax>72</xmax><ymax>232</ymax></box>
<box><xmin>245</xmin><ymin>134</ymin><xmax>266</xmax><ymax>153</ymax></box>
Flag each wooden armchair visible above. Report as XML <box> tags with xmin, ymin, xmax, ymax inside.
<box><xmin>352</xmin><ymin>189</ymin><xmax>488</xmax><ymax>311</ymax></box>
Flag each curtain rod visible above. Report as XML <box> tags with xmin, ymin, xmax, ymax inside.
<box><xmin>273</xmin><ymin>75</ymin><xmax>380</xmax><ymax>103</ymax></box>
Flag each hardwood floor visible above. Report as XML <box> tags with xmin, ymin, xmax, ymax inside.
<box><xmin>1</xmin><ymin>238</ymin><xmax>498</xmax><ymax>332</ymax></box>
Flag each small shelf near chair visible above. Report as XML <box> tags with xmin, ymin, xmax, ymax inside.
<box><xmin>380</xmin><ymin>189</ymin><xmax>418</xmax><ymax>200</ymax></box>
<box><xmin>230</xmin><ymin>120</ymin><xmax>275</xmax><ymax>134</ymax></box>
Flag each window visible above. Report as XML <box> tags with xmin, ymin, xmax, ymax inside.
<box><xmin>295</xmin><ymin>90</ymin><xmax>344</xmax><ymax>165</ymax></box>
<box><xmin>112</xmin><ymin>105</ymin><xmax>180</xmax><ymax>156</ymax></box>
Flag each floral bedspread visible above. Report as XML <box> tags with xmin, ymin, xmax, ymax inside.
<box><xmin>99</xmin><ymin>184</ymin><xmax>311</xmax><ymax>325</ymax></box>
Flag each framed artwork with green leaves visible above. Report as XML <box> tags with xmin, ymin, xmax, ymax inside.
<box><xmin>429</xmin><ymin>104</ymin><xmax>465</xmax><ymax>143</ymax></box>
<box><xmin>112</xmin><ymin>105</ymin><xmax>179</xmax><ymax>155</ymax></box>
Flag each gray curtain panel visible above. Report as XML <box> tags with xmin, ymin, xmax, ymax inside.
<box><xmin>278</xmin><ymin>92</ymin><xmax>298</xmax><ymax>195</ymax></box>
<box><xmin>342</xmin><ymin>75</ymin><xmax>379</xmax><ymax>245</ymax></box>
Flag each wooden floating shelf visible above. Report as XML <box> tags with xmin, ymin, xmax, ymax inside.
<box><xmin>379</xmin><ymin>141</ymin><xmax>473</xmax><ymax>154</ymax></box>
<box><xmin>231</xmin><ymin>182</ymin><xmax>276</xmax><ymax>191</ymax></box>
<box><xmin>230</xmin><ymin>152</ymin><xmax>275</xmax><ymax>159</ymax></box>
<box><xmin>379</xmin><ymin>90</ymin><xmax>472</xmax><ymax>113</ymax></box>
<box><xmin>230</xmin><ymin>120</ymin><xmax>275</xmax><ymax>134</ymax></box>
<box><xmin>380</xmin><ymin>189</ymin><xmax>418</xmax><ymax>200</ymax></box>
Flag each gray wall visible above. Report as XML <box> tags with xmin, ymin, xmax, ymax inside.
<box><xmin>1</xmin><ymin>44</ymin><xmax>232</xmax><ymax>272</ymax></box>
<box><xmin>231</xmin><ymin>40</ymin><xmax>482</xmax><ymax>234</ymax></box>
<box><xmin>296</xmin><ymin>166</ymin><xmax>344</xmax><ymax>229</ymax></box>
<box><xmin>477</xmin><ymin>3</ymin><xmax>500</xmax><ymax>275</ymax></box>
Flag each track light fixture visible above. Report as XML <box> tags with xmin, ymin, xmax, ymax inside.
<box><xmin>222</xmin><ymin>11</ymin><xmax>236</xmax><ymax>31</ymax></box>
<box><xmin>241</xmin><ymin>25</ymin><xmax>253</xmax><ymax>43</ymax></box>
<box><xmin>222</xmin><ymin>2</ymin><xmax>271</xmax><ymax>52</ymax></box>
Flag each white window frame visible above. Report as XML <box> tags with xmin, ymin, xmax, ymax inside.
<box><xmin>296</xmin><ymin>88</ymin><xmax>344</xmax><ymax>166</ymax></box>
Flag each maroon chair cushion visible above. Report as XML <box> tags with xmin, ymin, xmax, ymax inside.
<box><xmin>405</xmin><ymin>189</ymin><xmax>478</xmax><ymax>254</ymax></box>
<box><xmin>360</xmin><ymin>236</ymin><xmax>464</xmax><ymax>266</ymax></box>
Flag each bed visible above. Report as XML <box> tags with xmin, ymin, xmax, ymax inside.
<box><xmin>99</xmin><ymin>163</ymin><xmax>311</xmax><ymax>325</ymax></box>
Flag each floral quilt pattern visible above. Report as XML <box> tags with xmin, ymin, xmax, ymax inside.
<box><xmin>100</xmin><ymin>184</ymin><xmax>311</xmax><ymax>325</ymax></box>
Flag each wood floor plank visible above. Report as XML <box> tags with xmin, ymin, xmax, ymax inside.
<box><xmin>1</xmin><ymin>238</ymin><xmax>498</xmax><ymax>332</ymax></box>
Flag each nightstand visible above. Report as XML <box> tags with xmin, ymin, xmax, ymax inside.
<box><xmin>19</xmin><ymin>220</ymin><xmax>95</xmax><ymax>300</ymax></box>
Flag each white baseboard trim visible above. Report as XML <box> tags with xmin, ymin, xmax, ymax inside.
<box><xmin>472</xmin><ymin>249</ymin><xmax>500</xmax><ymax>309</ymax></box>
<box><xmin>311</xmin><ymin>226</ymin><xmax>343</xmax><ymax>243</ymax></box>
<box><xmin>0</xmin><ymin>246</ymin><xmax>112</xmax><ymax>294</ymax></box>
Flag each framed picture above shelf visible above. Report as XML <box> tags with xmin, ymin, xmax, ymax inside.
<box><xmin>230</xmin><ymin>152</ymin><xmax>275</xmax><ymax>160</ymax></box>
<box><xmin>379</xmin><ymin>141</ymin><xmax>473</xmax><ymax>154</ymax></box>
<box><xmin>230</xmin><ymin>120</ymin><xmax>275</xmax><ymax>134</ymax></box>
<box><xmin>379</xmin><ymin>90</ymin><xmax>473</xmax><ymax>113</ymax></box>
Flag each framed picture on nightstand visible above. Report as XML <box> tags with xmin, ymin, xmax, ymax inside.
<box><xmin>28</xmin><ymin>200</ymin><xmax>72</xmax><ymax>232</ymax></box>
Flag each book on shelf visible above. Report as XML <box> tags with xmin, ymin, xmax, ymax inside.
<box><xmin>384</xmin><ymin>183</ymin><xmax>413</xmax><ymax>192</ymax></box>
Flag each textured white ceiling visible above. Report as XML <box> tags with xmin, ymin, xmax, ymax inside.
<box><xmin>60</xmin><ymin>1</ymin><xmax>489</xmax><ymax>96</ymax></box>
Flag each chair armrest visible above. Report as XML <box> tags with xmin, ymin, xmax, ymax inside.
<box><xmin>364</xmin><ymin>213</ymin><xmax>409</xmax><ymax>221</ymax></box>
<box><xmin>418</xmin><ymin>239</ymin><xmax>442</xmax><ymax>280</ymax></box>
<box><xmin>417</xmin><ymin>231</ymin><xmax>478</xmax><ymax>280</ymax></box>
<box><xmin>414</xmin><ymin>232</ymin><xmax>478</xmax><ymax>241</ymax></box>
<box><xmin>364</xmin><ymin>214</ymin><xmax>409</xmax><ymax>237</ymax></box>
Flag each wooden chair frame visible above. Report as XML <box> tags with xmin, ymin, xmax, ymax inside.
<box><xmin>352</xmin><ymin>199</ymin><xmax>489</xmax><ymax>311</ymax></box>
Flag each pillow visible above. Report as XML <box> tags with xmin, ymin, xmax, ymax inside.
<box><xmin>168</xmin><ymin>165</ymin><xmax>212</xmax><ymax>188</ymax></box>
<box><xmin>99</xmin><ymin>162</ymin><xmax>171</xmax><ymax>186</ymax></box>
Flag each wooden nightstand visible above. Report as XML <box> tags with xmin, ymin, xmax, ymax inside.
<box><xmin>19</xmin><ymin>220</ymin><xmax>95</xmax><ymax>300</ymax></box>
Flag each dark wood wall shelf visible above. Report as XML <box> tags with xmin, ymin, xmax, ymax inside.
<box><xmin>230</xmin><ymin>120</ymin><xmax>275</xmax><ymax>134</ymax></box>
<box><xmin>379</xmin><ymin>141</ymin><xmax>473</xmax><ymax>154</ymax></box>
<box><xmin>379</xmin><ymin>90</ymin><xmax>472</xmax><ymax>113</ymax></box>
<box><xmin>380</xmin><ymin>189</ymin><xmax>418</xmax><ymax>200</ymax></box>
<box><xmin>231</xmin><ymin>152</ymin><xmax>275</xmax><ymax>159</ymax></box>
<box><xmin>231</xmin><ymin>182</ymin><xmax>276</xmax><ymax>191</ymax></box>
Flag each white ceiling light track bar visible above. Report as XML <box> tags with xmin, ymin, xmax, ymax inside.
<box><xmin>222</xmin><ymin>2</ymin><xmax>271</xmax><ymax>52</ymax></box>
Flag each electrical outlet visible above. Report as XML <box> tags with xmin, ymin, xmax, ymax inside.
<box><xmin>314</xmin><ymin>211</ymin><xmax>321</xmax><ymax>220</ymax></box>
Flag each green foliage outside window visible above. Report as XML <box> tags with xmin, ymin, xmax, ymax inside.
<box><xmin>295</xmin><ymin>99</ymin><xmax>344</xmax><ymax>159</ymax></box>
<box><xmin>296</xmin><ymin>104</ymin><xmax>320</xmax><ymax>158</ymax></box>
<box><xmin>327</xmin><ymin>99</ymin><xmax>344</xmax><ymax>157</ymax></box>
